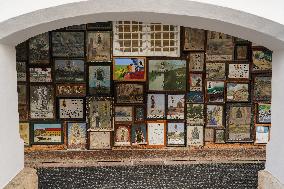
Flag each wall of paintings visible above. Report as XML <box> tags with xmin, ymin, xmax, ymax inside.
<box><xmin>16</xmin><ymin>21</ymin><xmax>272</xmax><ymax>150</ymax></box>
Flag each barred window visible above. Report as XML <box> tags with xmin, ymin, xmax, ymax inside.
<box><xmin>113</xmin><ymin>21</ymin><xmax>180</xmax><ymax>57</ymax></box>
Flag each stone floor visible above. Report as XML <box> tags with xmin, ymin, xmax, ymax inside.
<box><xmin>37</xmin><ymin>163</ymin><xmax>265</xmax><ymax>189</ymax></box>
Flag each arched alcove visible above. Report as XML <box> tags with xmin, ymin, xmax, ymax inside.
<box><xmin>0</xmin><ymin>1</ymin><xmax>284</xmax><ymax>188</ymax></box>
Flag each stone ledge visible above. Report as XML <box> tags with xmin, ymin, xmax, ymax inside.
<box><xmin>258</xmin><ymin>170</ymin><xmax>284</xmax><ymax>189</ymax></box>
<box><xmin>4</xmin><ymin>168</ymin><xmax>38</xmax><ymax>189</ymax></box>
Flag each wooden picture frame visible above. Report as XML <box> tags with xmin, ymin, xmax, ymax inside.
<box><xmin>253</xmin><ymin>75</ymin><xmax>271</xmax><ymax>102</ymax></box>
<box><xmin>56</xmin><ymin>83</ymin><xmax>86</xmax><ymax>97</ymax></box>
<box><xmin>29</xmin><ymin>68</ymin><xmax>52</xmax><ymax>83</ymax></box>
<box><xmin>226</xmin><ymin>82</ymin><xmax>250</xmax><ymax>102</ymax></box>
<box><xmin>187</xmin><ymin>125</ymin><xmax>204</xmax><ymax>146</ymax></box>
<box><xmin>252</xmin><ymin>48</ymin><xmax>272</xmax><ymax>73</ymax></box>
<box><xmin>29</xmin><ymin>84</ymin><xmax>55</xmax><ymax>120</ymax></box>
<box><xmin>147</xmin><ymin>120</ymin><xmax>166</xmax><ymax>148</ymax></box>
<box><xmin>206</xmin><ymin>80</ymin><xmax>225</xmax><ymax>103</ymax></box>
<box><xmin>215</xmin><ymin>129</ymin><xmax>226</xmax><ymax>144</ymax></box>
<box><xmin>114</xmin><ymin>106</ymin><xmax>133</xmax><ymax>123</ymax></box>
<box><xmin>226</xmin><ymin>103</ymin><xmax>253</xmax><ymax>142</ymax></box>
<box><xmin>115</xmin><ymin>82</ymin><xmax>145</xmax><ymax>104</ymax></box>
<box><xmin>205</xmin><ymin>104</ymin><xmax>224</xmax><ymax>128</ymax></box>
<box><xmin>147</xmin><ymin>93</ymin><xmax>166</xmax><ymax>119</ymax></box>
<box><xmin>87</xmin><ymin>97</ymin><xmax>113</xmax><ymax>131</ymax></box>
<box><xmin>188</xmin><ymin>52</ymin><xmax>205</xmax><ymax>72</ymax></box>
<box><xmin>227</xmin><ymin>63</ymin><xmax>250</xmax><ymax>80</ymax></box>
<box><xmin>134</xmin><ymin>106</ymin><xmax>145</xmax><ymax>123</ymax></box>
<box><xmin>29</xmin><ymin>32</ymin><xmax>50</xmax><ymax>64</ymax></box>
<box><xmin>186</xmin><ymin>104</ymin><xmax>204</xmax><ymax>126</ymax></box>
<box><xmin>88</xmin><ymin>64</ymin><xmax>111</xmax><ymax>95</ymax></box>
<box><xmin>58</xmin><ymin>98</ymin><xmax>85</xmax><ymax>120</ymax></box>
<box><xmin>166</xmin><ymin>94</ymin><xmax>185</xmax><ymax>120</ymax></box>
<box><xmin>235</xmin><ymin>44</ymin><xmax>249</xmax><ymax>61</ymax></box>
<box><xmin>114</xmin><ymin>124</ymin><xmax>131</xmax><ymax>146</ymax></box>
<box><xmin>86</xmin><ymin>31</ymin><xmax>111</xmax><ymax>62</ymax></box>
<box><xmin>66</xmin><ymin>122</ymin><xmax>87</xmax><ymax>150</ymax></box>
<box><xmin>204</xmin><ymin>128</ymin><xmax>215</xmax><ymax>142</ymax></box>
<box><xmin>183</xmin><ymin>27</ymin><xmax>205</xmax><ymax>51</ymax></box>
<box><xmin>54</xmin><ymin>59</ymin><xmax>85</xmax><ymax>83</ymax></box>
<box><xmin>186</xmin><ymin>91</ymin><xmax>204</xmax><ymax>103</ymax></box>
<box><xmin>31</xmin><ymin>122</ymin><xmax>64</xmax><ymax>145</ymax></box>
<box><xmin>256</xmin><ymin>103</ymin><xmax>271</xmax><ymax>124</ymax></box>
<box><xmin>147</xmin><ymin>58</ymin><xmax>187</xmax><ymax>92</ymax></box>
<box><xmin>89</xmin><ymin>131</ymin><xmax>112</xmax><ymax>150</ymax></box>
<box><xmin>131</xmin><ymin>123</ymin><xmax>147</xmax><ymax>145</ymax></box>
<box><xmin>189</xmin><ymin>73</ymin><xmax>203</xmax><ymax>92</ymax></box>
<box><xmin>254</xmin><ymin>125</ymin><xmax>270</xmax><ymax>145</ymax></box>
<box><xmin>166</xmin><ymin>121</ymin><xmax>186</xmax><ymax>147</ymax></box>
<box><xmin>51</xmin><ymin>31</ymin><xmax>84</xmax><ymax>57</ymax></box>
<box><xmin>113</xmin><ymin>57</ymin><xmax>146</xmax><ymax>81</ymax></box>
<box><xmin>205</xmin><ymin>62</ymin><xmax>226</xmax><ymax>80</ymax></box>
<box><xmin>19</xmin><ymin>122</ymin><xmax>30</xmax><ymax>146</ymax></box>
<box><xmin>206</xmin><ymin>31</ymin><xmax>234</xmax><ymax>61</ymax></box>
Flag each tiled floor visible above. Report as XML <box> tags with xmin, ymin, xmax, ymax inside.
<box><xmin>37</xmin><ymin>163</ymin><xmax>264</xmax><ymax>189</ymax></box>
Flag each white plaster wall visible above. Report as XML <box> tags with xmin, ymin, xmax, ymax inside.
<box><xmin>0</xmin><ymin>44</ymin><xmax>24</xmax><ymax>189</ymax></box>
<box><xmin>266</xmin><ymin>50</ymin><xmax>284</xmax><ymax>184</ymax></box>
<box><xmin>0</xmin><ymin>0</ymin><xmax>284</xmax><ymax>187</ymax></box>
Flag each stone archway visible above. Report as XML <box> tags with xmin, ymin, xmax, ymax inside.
<box><xmin>0</xmin><ymin>1</ymin><xmax>284</xmax><ymax>188</ymax></box>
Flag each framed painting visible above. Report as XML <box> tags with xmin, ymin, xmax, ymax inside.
<box><xmin>167</xmin><ymin>122</ymin><xmax>186</xmax><ymax>147</ymax></box>
<box><xmin>187</xmin><ymin>126</ymin><xmax>204</xmax><ymax>146</ymax></box>
<box><xmin>19</xmin><ymin>122</ymin><xmax>30</xmax><ymax>146</ymax></box>
<box><xmin>186</xmin><ymin>104</ymin><xmax>204</xmax><ymax>126</ymax></box>
<box><xmin>189</xmin><ymin>73</ymin><xmax>203</xmax><ymax>92</ymax></box>
<box><xmin>252</xmin><ymin>49</ymin><xmax>272</xmax><ymax>72</ymax></box>
<box><xmin>226</xmin><ymin>82</ymin><xmax>250</xmax><ymax>102</ymax></box>
<box><xmin>253</xmin><ymin>76</ymin><xmax>271</xmax><ymax>102</ymax></box>
<box><xmin>206</xmin><ymin>81</ymin><xmax>225</xmax><ymax>103</ymax></box>
<box><xmin>206</xmin><ymin>62</ymin><xmax>226</xmax><ymax>80</ymax></box>
<box><xmin>51</xmin><ymin>32</ymin><xmax>84</xmax><ymax>57</ymax></box>
<box><xmin>29</xmin><ymin>32</ymin><xmax>50</xmax><ymax>64</ymax></box>
<box><xmin>204</xmin><ymin>128</ymin><xmax>214</xmax><ymax>142</ymax></box>
<box><xmin>58</xmin><ymin>98</ymin><xmax>85</xmax><ymax>120</ymax></box>
<box><xmin>114</xmin><ymin>106</ymin><xmax>133</xmax><ymax>123</ymax></box>
<box><xmin>215</xmin><ymin>129</ymin><xmax>225</xmax><ymax>144</ymax></box>
<box><xmin>19</xmin><ymin>105</ymin><xmax>29</xmax><ymax>121</ymax></box>
<box><xmin>186</xmin><ymin>91</ymin><xmax>204</xmax><ymax>103</ymax></box>
<box><xmin>115</xmin><ymin>83</ymin><xmax>144</xmax><ymax>104</ymax></box>
<box><xmin>56</xmin><ymin>84</ymin><xmax>86</xmax><ymax>97</ymax></box>
<box><xmin>188</xmin><ymin>52</ymin><xmax>204</xmax><ymax>72</ymax></box>
<box><xmin>227</xmin><ymin>63</ymin><xmax>249</xmax><ymax>79</ymax></box>
<box><xmin>54</xmin><ymin>59</ymin><xmax>85</xmax><ymax>82</ymax></box>
<box><xmin>131</xmin><ymin>123</ymin><xmax>147</xmax><ymax>145</ymax></box>
<box><xmin>257</xmin><ymin>103</ymin><xmax>271</xmax><ymax>124</ymax></box>
<box><xmin>255</xmin><ymin>125</ymin><xmax>270</xmax><ymax>144</ymax></box>
<box><xmin>206</xmin><ymin>31</ymin><xmax>234</xmax><ymax>61</ymax></box>
<box><xmin>88</xmin><ymin>65</ymin><xmax>111</xmax><ymax>95</ymax></box>
<box><xmin>134</xmin><ymin>106</ymin><xmax>145</xmax><ymax>122</ymax></box>
<box><xmin>148</xmin><ymin>59</ymin><xmax>186</xmax><ymax>92</ymax></box>
<box><xmin>89</xmin><ymin>132</ymin><xmax>111</xmax><ymax>149</ymax></box>
<box><xmin>30</xmin><ymin>85</ymin><xmax>54</xmax><ymax>120</ymax></box>
<box><xmin>87</xmin><ymin>31</ymin><xmax>111</xmax><ymax>62</ymax></box>
<box><xmin>16</xmin><ymin>42</ymin><xmax>28</xmax><ymax>61</ymax></box>
<box><xmin>167</xmin><ymin>94</ymin><xmax>185</xmax><ymax>120</ymax></box>
<box><xmin>114</xmin><ymin>124</ymin><xmax>131</xmax><ymax>146</ymax></box>
<box><xmin>16</xmin><ymin>61</ymin><xmax>26</xmax><ymax>82</ymax></box>
<box><xmin>183</xmin><ymin>27</ymin><xmax>205</xmax><ymax>51</ymax></box>
<box><xmin>113</xmin><ymin>57</ymin><xmax>146</xmax><ymax>81</ymax></box>
<box><xmin>206</xmin><ymin>105</ymin><xmax>224</xmax><ymax>128</ymax></box>
<box><xmin>235</xmin><ymin>44</ymin><xmax>249</xmax><ymax>61</ymax></box>
<box><xmin>32</xmin><ymin>123</ymin><xmax>63</xmax><ymax>145</ymax></box>
<box><xmin>67</xmin><ymin>122</ymin><xmax>87</xmax><ymax>150</ymax></box>
<box><xmin>147</xmin><ymin>121</ymin><xmax>166</xmax><ymax>147</ymax></box>
<box><xmin>147</xmin><ymin>94</ymin><xmax>165</xmax><ymax>119</ymax></box>
<box><xmin>29</xmin><ymin>68</ymin><xmax>52</xmax><ymax>82</ymax></box>
<box><xmin>87</xmin><ymin>97</ymin><xmax>113</xmax><ymax>131</ymax></box>
<box><xmin>226</xmin><ymin>103</ymin><xmax>253</xmax><ymax>142</ymax></box>
<box><xmin>17</xmin><ymin>84</ymin><xmax>27</xmax><ymax>105</ymax></box>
